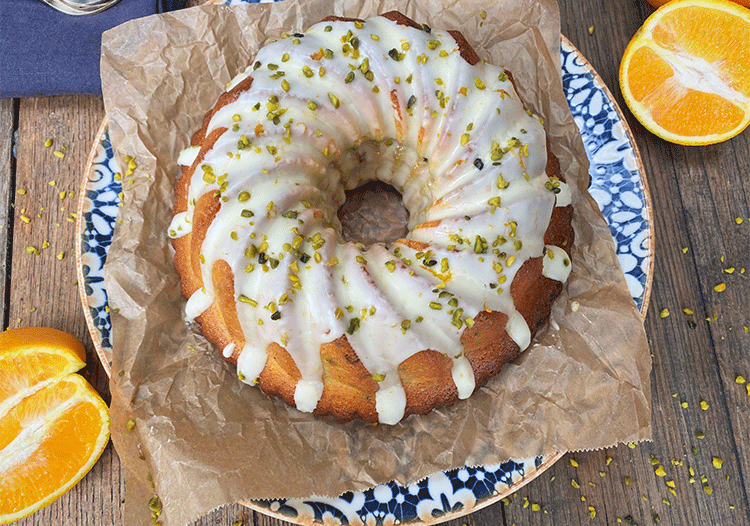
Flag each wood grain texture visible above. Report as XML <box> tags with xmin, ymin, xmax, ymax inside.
<box><xmin>0</xmin><ymin>97</ymin><xmax>15</xmax><ymax>323</ymax></box>
<box><xmin>502</xmin><ymin>1</ymin><xmax>750</xmax><ymax>525</ymax></box>
<box><xmin>3</xmin><ymin>0</ymin><xmax>750</xmax><ymax>525</ymax></box>
<box><xmin>7</xmin><ymin>95</ymin><xmax>125</xmax><ymax>526</ymax></box>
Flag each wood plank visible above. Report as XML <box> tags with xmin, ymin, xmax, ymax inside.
<box><xmin>190</xmin><ymin>503</ymin><xmax>251</xmax><ymax>526</ymax></box>
<box><xmin>0</xmin><ymin>97</ymin><xmax>15</xmax><ymax>323</ymax></box>
<box><xmin>503</xmin><ymin>0</ymin><xmax>750</xmax><ymax>525</ymax></box>
<box><xmin>10</xmin><ymin>94</ymin><xmax>124</xmax><ymax>526</ymax></box>
<box><xmin>662</xmin><ymin>134</ymin><xmax>750</xmax><ymax>520</ymax></box>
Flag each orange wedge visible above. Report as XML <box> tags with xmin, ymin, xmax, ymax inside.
<box><xmin>0</xmin><ymin>328</ymin><xmax>110</xmax><ymax>524</ymax></box>
<box><xmin>0</xmin><ymin>327</ymin><xmax>86</xmax><ymax>411</ymax></box>
<box><xmin>620</xmin><ymin>0</ymin><xmax>750</xmax><ymax>145</ymax></box>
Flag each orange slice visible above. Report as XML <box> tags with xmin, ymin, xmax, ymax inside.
<box><xmin>0</xmin><ymin>327</ymin><xmax>86</xmax><ymax>411</ymax></box>
<box><xmin>0</xmin><ymin>328</ymin><xmax>110</xmax><ymax>524</ymax></box>
<box><xmin>620</xmin><ymin>0</ymin><xmax>750</xmax><ymax>145</ymax></box>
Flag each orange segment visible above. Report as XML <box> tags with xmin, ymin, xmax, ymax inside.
<box><xmin>620</xmin><ymin>0</ymin><xmax>750</xmax><ymax>145</ymax></box>
<box><xmin>650</xmin><ymin>7</ymin><xmax>750</xmax><ymax>97</ymax></box>
<box><xmin>647</xmin><ymin>0</ymin><xmax>750</xmax><ymax>8</ymax></box>
<box><xmin>0</xmin><ymin>329</ymin><xmax>110</xmax><ymax>524</ymax></box>
<box><xmin>0</xmin><ymin>327</ymin><xmax>86</xmax><ymax>409</ymax></box>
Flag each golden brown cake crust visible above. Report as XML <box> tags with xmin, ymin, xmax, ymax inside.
<box><xmin>171</xmin><ymin>12</ymin><xmax>574</xmax><ymax>423</ymax></box>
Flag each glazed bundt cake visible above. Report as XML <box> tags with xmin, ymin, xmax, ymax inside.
<box><xmin>169</xmin><ymin>12</ymin><xmax>574</xmax><ymax>424</ymax></box>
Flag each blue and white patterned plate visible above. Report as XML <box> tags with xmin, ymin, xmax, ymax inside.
<box><xmin>76</xmin><ymin>37</ymin><xmax>651</xmax><ymax>526</ymax></box>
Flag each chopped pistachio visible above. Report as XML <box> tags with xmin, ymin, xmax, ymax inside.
<box><xmin>346</xmin><ymin>317</ymin><xmax>360</xmax><ymax>335</ymax></box>
<box><xmin>238</xmin><ymin>295</ymin><xmax>258</xmax><ymax>307</ymax></box>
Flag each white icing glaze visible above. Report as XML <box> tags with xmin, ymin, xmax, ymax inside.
<box><xmin>555</xmin><ymin>181</ymin><xmax>572</xmax><ymax>207</ymax></box>
<box><xmin>174</xmin><ymin>15</ymin><xmax>572</xmax><ymax>424</ymax></box>
<box><xmin>375</xmin><ymin>377</ymin><xmax>407</xmax><ymax>425</ymax></box>
<box><xmin>451</xmin><ymin>356</ymin><xmax>476</xmax><ymax>400</ymax></box>
<box><xmin>542</xmin><ymin>244</ymin><xmax>572</xmax><ymax>283</ymax></box>
<box><xmin>505</xmin><ymin>310</ymin><xmax>531</xmax><ymax>350</ymax></box>
<box><xmin>294</xmin><ymin>380</ymin><xmax>325</xmax><ymax>413</ymax></box>
<box><xmin>178</xmin><ymin>145</ymin><xmax>201</xmax><ymax>167</ymax></box>
<box><xmin>168</xmin><ymin>211</ymin><xmax>191</xmax><ymax>238</ymax></box>
<box><xmin>185</xmin><ymin>287</ymin><xmax>213</xmax><ymax>320</ymax></box>
<box><xmin>222</xmin><ymin>342</ymin><xmax>235</xmax><ymax>358</ymax></box>
<box><xmin>236</xmin><ymin>343</ymin><xmax>268</xmax><ymax>384</ymax></box>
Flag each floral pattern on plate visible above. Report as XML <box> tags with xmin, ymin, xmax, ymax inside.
<box><xmin>561</xmin><ymin>38</ymin><xmax>651</xmax><ymax>309</ymax></box>
<box><xmin>76</xmin><ymin>37</ymin><xmax>650</xmax><ymax>526</ymax></box>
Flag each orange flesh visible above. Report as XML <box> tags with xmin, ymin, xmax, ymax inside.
<box><xmin>651</xmin><ymin>7</ymin><xmax>750</xmax><ymax>97</ymax></box>
<box><xmin>627</xmin><ymin>47</ymin><xmax>745</xmax><ymax>136</ymax></box>
<box><xmin>621</xmin><ymin>0</ymin><xmax>750</xmax><ymax>144</ymax></box>
<box><xmin>0</xmin><ymin>376</ymin><xmax>108</xmax><ymax>520</ymax></box>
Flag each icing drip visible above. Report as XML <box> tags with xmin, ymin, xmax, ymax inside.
<box><xmin>555</xmin><ymin>181</ymin><xmax>572</xmax><ymax>207</ymax></box>
<box><xmin>294</xmin><ymin>380</ymin><xmax>325</xmax><ymax>413</ymax></box>
<box><xmin>185</xmin><ymin>288</ymin><xmax>213</xmax><ymax>320</ymax></box>
<box><xmin>542</xmin><ymin>245</ymin><xmax>572</xmax><ymax>283</ymax></box>
<box><xmin>168</xmin><ymin>211</ymin><xmax>191</xmax><ymax>238</ymax></box>
<box><xmin>451</xmin><ymin>356</ymin><xmax>476</xmax><ymax>400</ymax></box>
<box><xmin>375</xmin><ymin>377</ymin><xmax>407</xmax><ymax>426</ymax></box>
<box><xmin>175</xmin><ymin>15</ymin><xmax>569</xmax><ymax>424</ymax></box>
<box><xmin>236</xmin><ymin>343</ymin><xmax>268</xmax><ymax>384</ymax></box>
<box><xmin>177</xmin><ymin>145</ymin><xmax>201</xmax><ymax>167</ymax></box>
<box><xmin>505</xmin><ymin>310</ymin><xmax>531</xmax><ymax>350</ymax></box>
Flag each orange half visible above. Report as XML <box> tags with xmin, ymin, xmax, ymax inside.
<box><xmin>620</xmin><ymin>0</ymin><xmax>750</xmax><ymax>145</ymax></box>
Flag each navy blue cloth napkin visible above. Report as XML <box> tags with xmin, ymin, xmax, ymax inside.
<box><xmin>0</xmin><ymin>0</ymin><xmax>186</xmax><ymax>98</ymax></box>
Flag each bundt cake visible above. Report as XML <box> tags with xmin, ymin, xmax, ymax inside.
<box><xmin>169</xmin><ymin>12</ymin><xmax>574</xmax><ymax>424</ymax></box>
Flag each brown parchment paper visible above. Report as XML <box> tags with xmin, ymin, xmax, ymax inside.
<box><xmin>100</xmin><ymin>0</ymin><xmax>652</xmax><ymax>524</ymax></box>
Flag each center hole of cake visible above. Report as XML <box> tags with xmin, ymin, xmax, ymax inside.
<box><xmin>337</xmin><ymin>181</ymin><xmax>410</xmax><ymax>249</ymax></box>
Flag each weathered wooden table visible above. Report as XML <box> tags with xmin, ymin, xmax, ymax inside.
<box><xmin>2</xmin><ymin>0</ymin><xmax>749</xmax><ymax>524</ymax></box>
